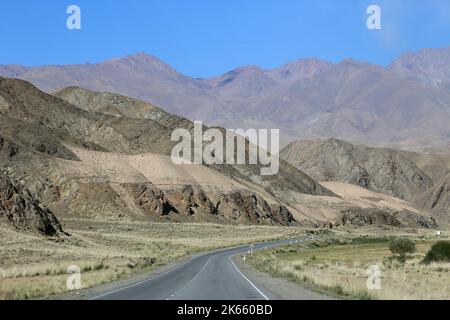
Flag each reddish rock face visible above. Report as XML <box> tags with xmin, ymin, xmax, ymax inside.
<box><xmin>335</xmin><ymin>208</ymin><xmax>437</xmax><ymax>230</ymax></box>
<box><xmin>123</xmin><ymin>183</ymin><xmax>177</xmax><ymax>216</ymax></box>
<box><xmin>123</xmin><ymin>182</ymin><xmax>295</xmax><ymax>226</ymax></box>
<box><xmin>0</xmin><ymin>172</ymin><xmax>64</xmax><ymax>236</ymax></box>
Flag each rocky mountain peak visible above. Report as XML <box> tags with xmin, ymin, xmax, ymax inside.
<box><xmin>389</xmin><ymin>46</ymin><xmax>450</xmax><ymax>89</ymax></box>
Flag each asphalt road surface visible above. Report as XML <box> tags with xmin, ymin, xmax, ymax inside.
<box><xmin>90</xmin><ymin>238</ymin><xmax>312</xmax><ymax>300</ymax></box>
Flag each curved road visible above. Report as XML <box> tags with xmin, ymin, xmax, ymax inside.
<box><xmin>90</xmin><ymin>238</ymin><xmax>310</xmax><ymax>300</ymax></box>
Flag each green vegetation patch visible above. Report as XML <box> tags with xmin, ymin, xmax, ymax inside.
<box><xmin>423</xmin><ymin>241</ymin><xmax>450</xmax><ymax>264</ymax></box>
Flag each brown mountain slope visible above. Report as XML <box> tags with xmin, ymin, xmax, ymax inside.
<box><xmin>53</xmin><ymin>86</ymin><xmax>334</xmax><ymax>200</ymax></box>
<box><xmin>0</xmin><ymin>171</ymin><xmax>63</xmax><ymax>236</ymax></box>
<box><xmin>321</xmin><ymin>182</ymin><xmax>437</xmax><ymax>229</ymax></box>
<box><xmin>0</xmin><ymin>77</ymin><xmax>337</xmax><ymax>228</ymax></box>
<box><xmin>55</xmin><ymin>86</ymin><xmax>174</xmax><ymax>122</ymax></box>
<box><xmin>419</xmin><ymin>172</ymin><xmax>450</xmax><ymax>223</ymax></box>
<box><xmin>0</xmin><ymin>77</ymin><xmax>437</xmax><ymax>229</ymax></box>
<box><xmin>280</xmin><ymin>138</ymin><xmax>434</xmax><ymax>202</ymax></box>
<box><xmin>280</xmin><ymin>138</ymin><xmax>450</xmax><ymax>224</ymax></box>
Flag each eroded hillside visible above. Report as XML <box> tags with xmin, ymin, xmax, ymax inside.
<box><xmin>0</xmin><ymin>77</ymin><xmax>439</xmax><ymax>232</ymax></box>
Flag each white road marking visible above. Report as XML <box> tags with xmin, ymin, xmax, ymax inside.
<box><xmin>229</xmin><ymin>256</ymin><xmax>269</xmax><ymax>301</ymax></box>
<box><xmin>166</xmin><ymin>256</ymin><xmax>212</xmax><ymax>300</ymax></box>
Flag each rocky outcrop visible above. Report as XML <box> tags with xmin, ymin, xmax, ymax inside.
<box><xmin>0</xmin><ymin>172</ymin><xmax>63</xmax><ymax>235</ymax></box>
<box><xmin>176</xmin><ymin>186</ymin><xmax>218</xmax><ymax>216</ymax></box>
<box><xmin>215</xmin><ymin>191</ymin><xmax>293</xmax><ymax>225</ymax></box>
<box><xmin>335</xmin><ymin>208</ymin><xmax>437</xmax><ymax>229</ymax></box>
<box><xmin>336</xmin><ymin>208</ymin><xmax>402</xmax><ymax>227</ymax></box>
<box><xmin>123</xmin><ymin>183</ymin><xmax>177</xmax><ymax>216</ymax></box>
<box><xmin>420</xmin><ymin>173</ymin><xmax>450</xmax><ymax>221</ymax></box>
<box><xmin>0</xmin><ymin>136</ymin><xmax>19</xmax><ymax>161</ymax></box>
<box><xmin>269</xmin><ymin>205</ymin><xmax>295</xmax><ymax>226</ymax></box>
<box><xmin>123</xmin><ymin>183</ymin><xmax>295</xmax><ymax>226</ymax></box>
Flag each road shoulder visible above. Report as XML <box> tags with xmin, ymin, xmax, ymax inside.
<box><xmin>233</xmin><ymin>254</ymin><xmax>335</xmax><ymax>300</ymax></box>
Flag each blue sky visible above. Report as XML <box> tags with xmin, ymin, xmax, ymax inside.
<box><xmin>0</xmin><ymin>0</ymin><xmax>449</xmax><ymax>77</ymax></box>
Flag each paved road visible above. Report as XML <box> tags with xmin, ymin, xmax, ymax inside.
<box><xmin>90</xmin><ymin>238</ymin><xmax>310</xmax><ymax>300</ymax></box>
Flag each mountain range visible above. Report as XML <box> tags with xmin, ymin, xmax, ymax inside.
<box><xmin>2</xmin><ymin>47</ymin><xmax>450</xmax><ymax>151</ymax></box>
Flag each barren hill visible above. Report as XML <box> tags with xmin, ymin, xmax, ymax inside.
<box><xmin>0</xmin><ymin>77</ymin><xmax>437</xmax><ymax>231</ymax></box>
<box><xmin>0</xmin><ymin>77</ymin><xmax>332</xmax><ymax>229</ymax></box>
<box><xmin>281</xmin><ymin>138</ymin><xmax>450</xmax><ymax>224</ymax></box>
<box><xmin>280</xmin><ymin>138</ymin><xmax>433</xmax><ymax>201</ymax></box>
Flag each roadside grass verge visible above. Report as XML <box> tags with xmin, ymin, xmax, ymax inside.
<box><xmin>247</xmin><ymin>235</ymin><xmax>450</xmax><ymax>300</ymax></box>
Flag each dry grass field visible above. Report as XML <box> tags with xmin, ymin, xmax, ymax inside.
<box><xmin>0</xmin><ymin>218</ymin><xmax>307</xmax><ymax>300</ymax></box>
<box><xmin>247</xmin><ymin>233</ymin><xmax>450</xmax><ymax>300</ymax></box>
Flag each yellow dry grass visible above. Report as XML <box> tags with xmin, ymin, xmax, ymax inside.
<box><xmin>248</xmin><ymin>235</ymin><xmax>450</xmax><ymax>300</ymax></box>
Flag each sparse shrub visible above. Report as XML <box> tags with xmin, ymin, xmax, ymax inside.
<box><xmin>82</xmin><ymin>265</ymin><xmax>92</xmax><ymax>272</ymax></box>
<box><xmin>93</xmin><ymin>262</ymin><xmax>105</xmax><ymax>271</ymax></box>
<box><xmin>422</xmin><ymin>241</ymin><xmax>450</xmax><ymax>264</ymax></box>
<box><xmin>143</xmin><ymin>257</ymin><xmax>157</xmax><ymax>267</ymax></box>
<box><xmin>353</xmin><ymin>290</ymin><xmax>374</xmax><ymax>300</ymax></box>
<box><xmin>330</xmin><ymin>285</ymin><xmax>346</xmax><ymax>296</ymax></box>
<box><xmin>294</xmin><ymin>264</ymin><xmax>303</xmax><ymax>271</ymax></box>
<box><xmin>389</xmin><ymin>238</ymin><xmax>416</xmax><ymax>262</ymax></box>
<box><xmin>309</xmin><ymin>241</ymin><xmax>321</xmax><ymax>248</ymax></box>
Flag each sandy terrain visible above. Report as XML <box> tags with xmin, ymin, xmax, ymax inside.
<box><xmin>321</xmin><ymin>182</ymin><xmax>427</xmax><ymax>215</ymax></box>
<box><xmin>68</xmin><ymin>146</ymin><xmax>246</xmax><ymax>192</ymax></box>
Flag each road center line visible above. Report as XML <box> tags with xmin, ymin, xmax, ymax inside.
<box><xmin>166</xmin><ymin>256</ymin><xmax>213</xmax><ymax>300</ymax></box>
